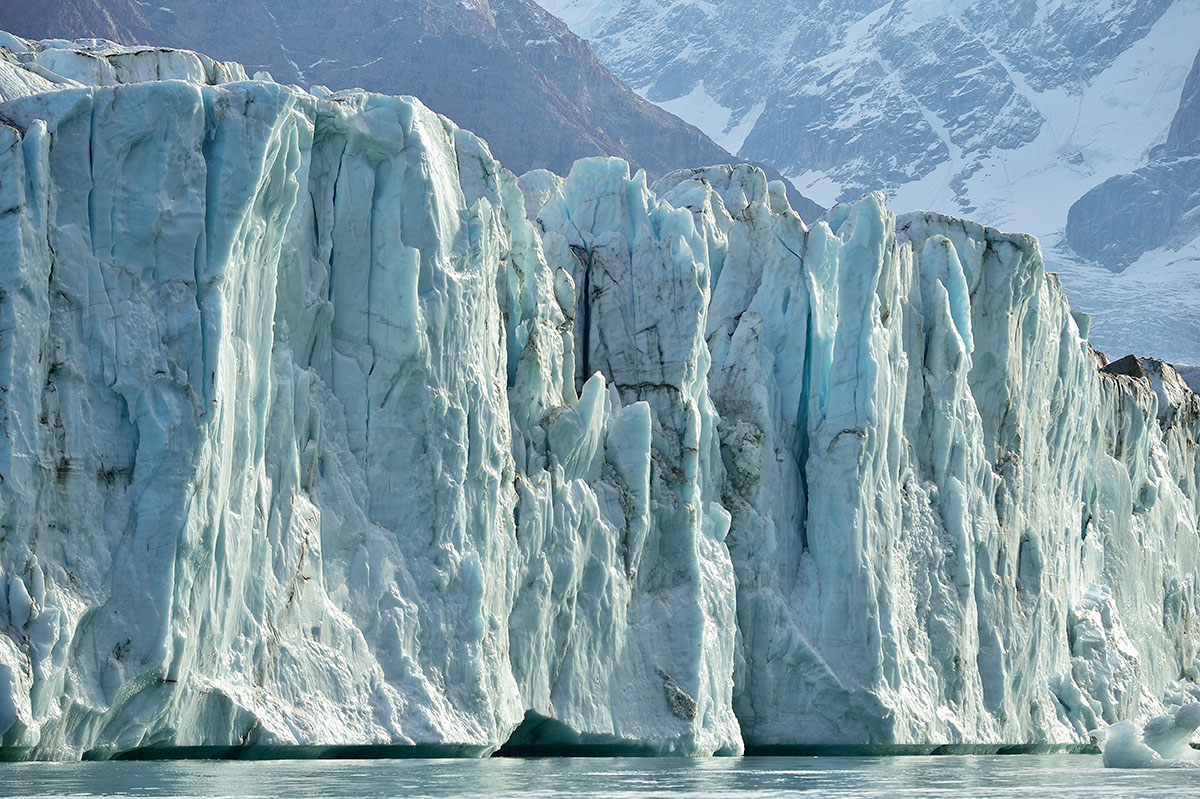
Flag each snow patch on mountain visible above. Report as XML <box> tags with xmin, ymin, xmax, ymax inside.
<box><xmin>653</xmin><ymin>82</ymin><xmax>765</xmax><ymax>156</ymax></box>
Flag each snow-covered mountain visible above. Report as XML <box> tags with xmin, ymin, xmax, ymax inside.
<box><xmin>1</xmin><ymin>35</ymin><xmax>1198</xmax><ymax>759</ymax></box>
<box><xmin>1067</xmin><ymin>49</ymin><xmax>1200</xmax><ymax>270</ymax></box>
<box><xmin>537</xmin><ymin>0</ymin><xmax>1200</xmax><ymax>364</ymax></box>
<box><xmin>0</xmin><ymin>0</ymin><xmax>816</xmax><ymax>219</ymax></box>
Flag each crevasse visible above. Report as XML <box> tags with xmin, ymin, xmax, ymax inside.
<box><xmin>0</xmin><ymin>36</ymin><xmax>1197</xmax><ymax>759</ymax></box>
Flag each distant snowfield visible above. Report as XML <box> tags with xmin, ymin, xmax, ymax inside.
<box><xmin>544</xmin><ymin>0</ymin><xmax>618</xmax><ymax>34</ymax></box>
<box><xmin>538</xmin><ymin>0</ymin><xmax>1200</xmax><ymax>364</ymax></box>
<box><xmin>1049</xmin><ymin>233</ymin><xmax>1200</xmax><ymax>367</ymax></box>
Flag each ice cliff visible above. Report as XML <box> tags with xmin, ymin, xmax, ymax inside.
<box><xmin>0</xmin><ymin>35</ymin><xmax>1198</xmax><ymax>759</ymax></box>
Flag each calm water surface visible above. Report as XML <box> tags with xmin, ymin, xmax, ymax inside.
<box><xmin>1</xmin><ymin>755</ymin><xmax>1198</xmax><ymax>798</ymax></box>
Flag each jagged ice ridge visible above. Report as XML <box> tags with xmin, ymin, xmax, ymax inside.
<box><xmin>0</xmin><ymin>35</ymin><xmax>1198</xmax><ymax>759</ymax></box>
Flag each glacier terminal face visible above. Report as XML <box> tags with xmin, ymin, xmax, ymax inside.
<box><xmin>0</xmin><ymin>34</ymin><xmax>1197</xmax><ymax>759</ymax></box>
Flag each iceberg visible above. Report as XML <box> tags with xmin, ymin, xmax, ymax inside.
<box><xmin>0</xmin><ymin>34</ymin><xmax>1197</xmax><ymax>759</ymax></box>
<box><xmin>1093</xmin><ymin>703</ymin><xmax>1200</xmax><ymax>768</ymax></box>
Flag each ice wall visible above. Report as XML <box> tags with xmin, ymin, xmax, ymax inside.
<box><xmin>0</xmin><ymin>35</ymin><xmax>1197</xmax><ymax>759</ymax></box>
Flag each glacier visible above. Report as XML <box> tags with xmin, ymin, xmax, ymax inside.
<box><xmin>0</xmin><ymin>34</ymin><xmax>1198</xmax><ymax>759</ymax></box>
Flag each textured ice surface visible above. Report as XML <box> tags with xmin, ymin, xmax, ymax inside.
<box><xmin>0</xmin><ymin>35</ymin><xmax>1197</xmax><ymax>759</ymax></box>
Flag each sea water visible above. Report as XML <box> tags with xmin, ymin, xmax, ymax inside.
<box><xmin>1</xmin><ymin>756</ymin><xmax>1197</xmax><ymax>798</ymax></box>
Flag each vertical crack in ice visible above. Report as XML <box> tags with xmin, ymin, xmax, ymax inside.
<box><xmin>571</xmin><ymin>243</ymin><xmax>594</xmax><ymax>390</ymax></box>
<box><xmin>797</xmin><ymin>296</ymin><xmax>813</xmax><ymax>554</ymax></box>
<box><xmin>86</xmin><ymin>92</ymin><xmax>98</xmax><ymax>259</ymax></box>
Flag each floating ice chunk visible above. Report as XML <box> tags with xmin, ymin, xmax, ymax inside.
<box><xmin>1097</xmin><ymin>721</ymin><xmax>1169</xmax><ymax>768</ymax></box>
<box><xmin>1094</xmin><ymin>704</ymin><xmax>1200</xmax><ymax>768</ymax></box>
<box><xmin>1143</xmin><ymin>704</ymin><xmax>1200</xmax><ymax>762</ymax></box>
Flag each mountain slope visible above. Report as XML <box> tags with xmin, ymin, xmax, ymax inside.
<box><xmin>0</xmin><ymin>0</ymin><xmax>154</xmax><ymax>44</ymax></box>
<box><xmin>539</xmin><ymin>0</ymin><xmax>1187</xmax><ymax>206</ymax></box>
<box><xmin>1066</xmin><ymin>49</ymin><xmax>1200</xmax><ymax>269</ymax></box>
<box><xmin>0</xmin><ymin>0</ymin><xmax>818</xmax><ymax>219</ymax></box>
<box><xmin>538</xmin><ymin>0</ymin><xmax>1200</xmax><ymax>363</ymax></box>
